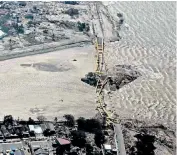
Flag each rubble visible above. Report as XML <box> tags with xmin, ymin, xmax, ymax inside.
<box><xmin>81</xmin><ymin>65</ymin><xmax>141</xmax><ymax>91</ymax></box>
<box><xmin>63</xmin><ymin>8</ymin><xmax>79</xmax><ymax>16</ymax></box>
<box><xmin>121</xmin><ymin>119</ymin><xmax>176</xmax><ymax>155</ymax></box>
<box><xmin>108</xmin><ymin>65</ymin><xmax>141</xmax><ymax>90</ymax></box>
<box><xmin>81</xmin><ymin>72</ymin><xmax>100</xmax><ymax>87</ymax></box>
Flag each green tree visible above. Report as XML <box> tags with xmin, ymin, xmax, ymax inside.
<box><xmin>71</xmin><ymin>130</ymin><xmax>86</xmax><ymax>148</ymax></box>
<box><xmin>64</xmin><ymin>114</ymin><xmax>75</xmax><ymax>127</ymax></box>
<box><xmin>37</xmin><ymin>115</ymin><xmax>46</xmax><ymax>122</ymax></box>
<box><xmin>77</xmin><ymin>117</ymin><xmax>86</xmax><ymax>130</ymax></box>
<box><xmin>94</xmin><ymin>131</ymin><xmax>105</xmax><ymax>148</ymax></box>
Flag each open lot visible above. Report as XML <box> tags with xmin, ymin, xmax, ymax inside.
<box><xmin>0</xmin><ymin>45</ymin><xmax>96</xmax><ymax>120</ymax></box>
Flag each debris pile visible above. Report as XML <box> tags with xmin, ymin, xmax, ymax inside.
<box><xmin>81</xmin><ymin>65</ymin><xmax>141</xmax><ymax>91</ymax></box>
<box><xmin>63</xmin><ymin>8</ymin><xmax>79</xmax><ymax>17</ymax></box>
<box><xmin>62</xmin><ymin>1</ymin><xmax>79</xmax><ymax>5</ymax></box>
<box><xmin>81</xmin><ymin>72</ymin><xmax>99</xmax><ymax>87</ymax></box>
<box><xmin>121</xmin><ymin>119</ymin><xmax>176</xmax><ymax>155</ymax></box>
<box><xmin>116</xmin><ymin>12</ymin><xmax>124</xmax><ymax>30</ymax></box>
<box><xmin>108</xmin><ymin>65</ymin><xmax>141</xmax><ymax>91</ymax></box>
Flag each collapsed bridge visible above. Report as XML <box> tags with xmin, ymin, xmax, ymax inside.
<box><xmin>81</xmin><ymin>35</ymin><xmax>127</xmax><ymax>155</ymax></box>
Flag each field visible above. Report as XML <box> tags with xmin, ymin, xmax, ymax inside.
<box><xmin>0</xmin><ymin>45</ymin><xmax>96</xmax><ymax>120</ymax></box>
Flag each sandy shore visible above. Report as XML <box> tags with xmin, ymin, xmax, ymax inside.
<box><xmin>0</xmin><ymin>45</ymin><xmax>96</xmax><ymax>120</ymax></box>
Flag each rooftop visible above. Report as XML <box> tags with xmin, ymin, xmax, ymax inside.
<box><xmin>55</xmin><ymin>138</ymin><xmax>71</xmax><ymax>145</ymax></box>
<box><xmin>28</xmin><ymin>125</ymin><xmax>42</xmax><ymax>134</ymax></box>
<box><xmin>0</xmin><ymin>142</ymin><xmax>23</xmax><ymax>152</ymax></box>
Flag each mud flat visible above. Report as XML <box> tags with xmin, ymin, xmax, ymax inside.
<box><xmin>0</xmin><ymin>45</ymin><xmax>96</xmax><ymax>120</ymax></box>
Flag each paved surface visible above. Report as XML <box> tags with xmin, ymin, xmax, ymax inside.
<box><xmin>114</xmin><ymin>124</ymin><xmax>126</xmax><ymax>155</ymax></box>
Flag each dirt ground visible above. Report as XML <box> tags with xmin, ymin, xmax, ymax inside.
<box><xmin>0</xmin><ymin>45</ymin><xmax>97</xmax><ymax>121</ymax></box>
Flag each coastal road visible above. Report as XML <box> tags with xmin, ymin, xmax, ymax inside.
<box><xmin>114</xmin><ymin>124</ymin><xmax>126</xmax><ymax>155</ymax></box>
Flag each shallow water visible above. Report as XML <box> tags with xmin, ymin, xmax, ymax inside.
<box><xmin>104</xmin><ymin>1</ymin><xmax>176</xmax><ymax>130</ymax></box>
<box><xmin>107</xmin><ymin>1</ymin><xmax>176</xmax><ymax>51</ymax></box>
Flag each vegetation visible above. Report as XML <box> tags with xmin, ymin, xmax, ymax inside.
<box><xmin>94</xmin><ymin>131</ymin><xmax>105</xmax><ymax>148</ymax></box>
<box><xmin>43</xmin><ymin>128</ymin><xmax>54</xmax><ymax>137</ymax></box>
<box><xmin>43</xmin><ymin>29</ymin><xmax>48</xmax><ymax>34</ymax></box>
<box><xmin>27</xmin><ymin>21</ymin><xmax>33</xmax><ymax>26</ymax></box>
<box><xmin>71</xmin><ymin>130</ymin><xmax>86</xmax><ymax>148</ymax></box>
<box><xmin>130</xmin><ymin>134</ymin><xmax>156</xmax><ymax>155</ymax></box>
<box><xmin>77</xmin><ymin>117</ymin><xmax>102</xmax><ymax>133</ymax></box>
<box><xmin>1</xmin><ymin>114</ymin><xmax>107</xmax><ymax>155</ymax></box>
<box><xmin>77</xmin><ymin>22</ymin><xmax>90</xmax><ymax>32</ymax></box>
<box><xmin>3</xmin><ymin>115</ymin><xmax>13</xmax><ymax>126</ymax></box>
<box><xmin>64</xmin><ymin>114</ymin><xmax>75</xmax><ymax>127</ymax></box>
<box><xmin>86</xmin><ymin>143</ymin><xmax>94</xmax><ymax>155</ymax></box>
<box><xmin>117</xmin><ymin>13</ymin><xmax>123</xmax><ymax>18</ymax></box>
<box><xmin>25</xmin><ymin>14</ymin><xmax>34</xmax><ymax>20</ymax></box>
<box><xmin>85</xmin><ymin>119</ymin><xmax>102</xmax><ymax>133</ymax></box>
<box><xmin>52</xmin><ymin>34</ymin><xmax>55</xmax><ymax>41</ymax></box>
<box><xmin>64</xmin><ymin>8</ymin><xmax>79</xmax><ymax>16</ymax></box>
<box><xmin>28</xmin><ymin>117</ymin><xmax>35</xmax><ymax>124</ymax></box>
<box><xmin>81</xmin><ymin>72</ymin><xmax>98</xmax><ymax>86</ymax></box>
<box><xmin>118</xmin><ymin>19</ymin><xmax>124</xmax><ymax>25</ymax></box>
<box><xmin>37</xmin><ymin>115</ymin><xmax>47</xmax><ymax>122</ymax></box>
<box><xmin>18</xmin><ymin>1</ymin><xmax>27</xmax><ymax>7</ymax></box>
<box><xmin>15</xmin><ymin>128</ymin><xmax>23</xmax><ymax>138</ymax></box>
<box><xmin>63</xmin><ymin>1</ymin><xmax>79</xmax><ymax>5</ymax></box>
<box><xmin>77</xmin><ymin>117</ymin><xmax>85</xmax><ymax>130</ymax></box>
<box><xmin>13</xmin><ymin>24</ymin><xmax>24</xmax><ymax>34</ymax></box>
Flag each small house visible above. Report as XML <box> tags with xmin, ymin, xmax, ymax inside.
<box><xmin>30</xmin><ymin>141</ymin><xmax>51</xmax><ymax>155</ymax></box>
<box><xmin>0</xmin><ymin>142</ymin><xmax>24</xmax><ymax>154</ymax></box>
<box><xmin>103</xmin><ymin>144</ymin><xmax>113</xmax><ymax>155</ymax></box>
<box><xmin>28</xmin><ymin>125</ymin><xmax>43</xmax><ymax>137</ymax></box>
<box><xmin>40</xmin><ymin>123</ymin><xmax>55</xmax><ymax>136</ymax></box>
<box><xmin>55</xmin><ymin>138</ymin><xmax>71</xmax><ymax>154</ymax></box>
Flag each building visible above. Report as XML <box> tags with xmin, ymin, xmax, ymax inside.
<box><xmin>40</xmin><ymin>123</ymin><xmax>55</xmax><ymax>136</ymax></box>
<box><xmin>1</xmin><ymin>125</ymin><xmax>10</xmax><ymax>138</ymax></box>
<box><xmin>0</xmin><ymin>130</ymin><xmax>3</xmax><ymax>139</ymax></box>
<box><xmin>0</xmin><ymin>142</ymin><xmax>24</xmax><ymax>154</ymax></box>
<box><xmin>103</xmin><ymin>144</ymin><xmax>117</xmax><ymax>155</ymax></box>
<box><xmin>31</xmin><ymin>148</ymin><xmax>49</xmax><ymax>155</ymax></box>
<box><xmin>55</xmin><ymin>138</ymin><xmax>71</xmax><ymax>146</ymax></box>
<box><xmin>28</xmin><ymin>125</ymin><xmax>43</xmax><ymax>137</ymax></box>
<box><xmin>0</xmin><ymin>10</ymin><xmax>8</xmax><ymax>15</ymax></box>
<box><xmin>55</xmin><ymin>138</ymin><xmax>71</xmax><ymax>154</ymax></box>
<box><xmin>30</xmin><ymin>141</ymin><xmax>52</xmax><ymax>155</ymax></box>
<box><xmin>9</xmin><ymin>150</ymin><xmax>25</xmax><ymax>155</ymax></box>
